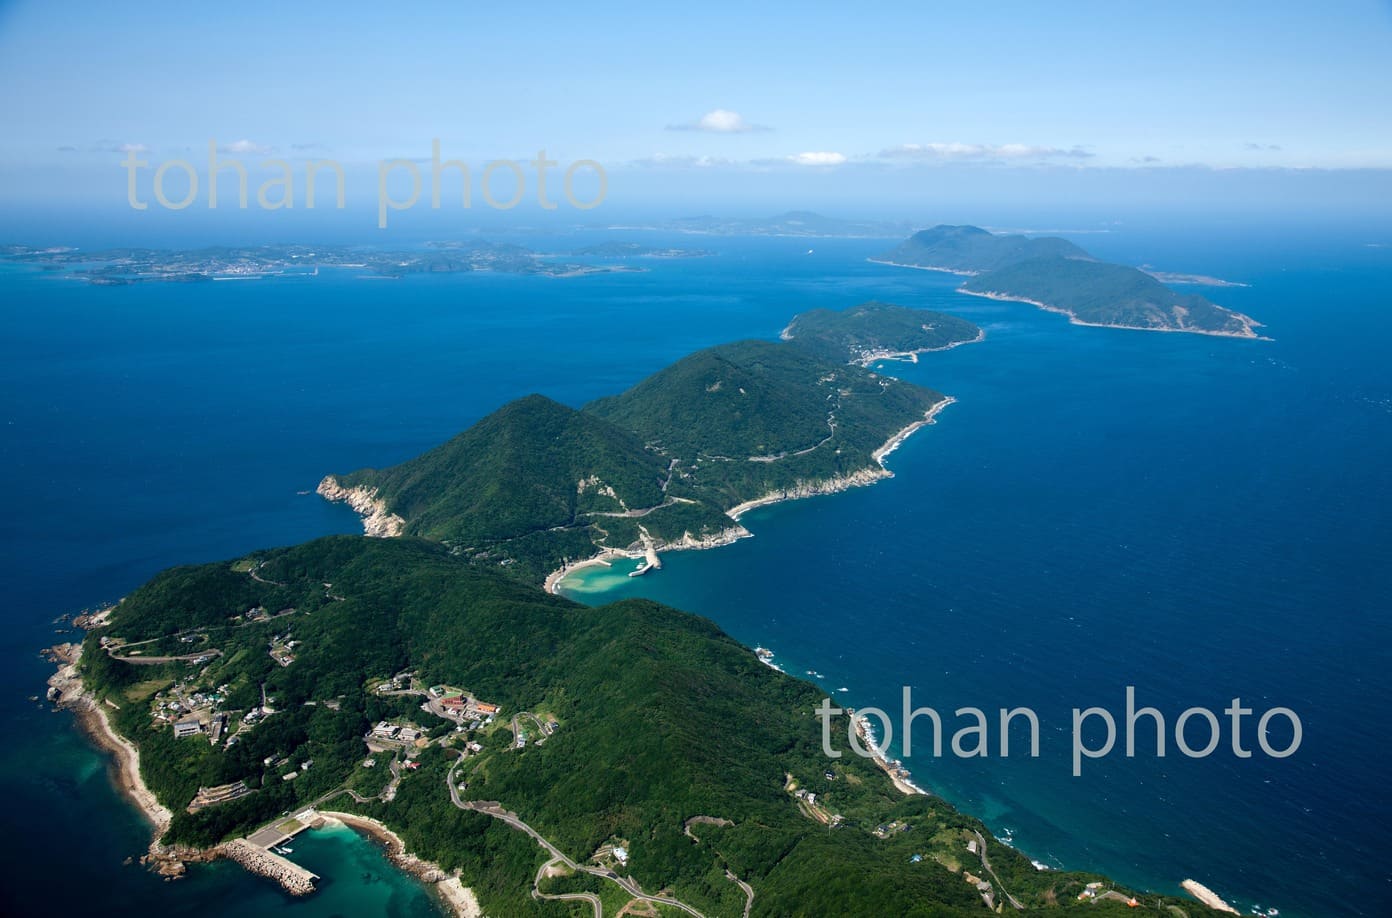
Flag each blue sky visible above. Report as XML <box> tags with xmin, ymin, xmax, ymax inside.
<box><xmin>1</xmin><ymin>0</ymin><xmax>1390</xmax><ymax>228</ymax></box>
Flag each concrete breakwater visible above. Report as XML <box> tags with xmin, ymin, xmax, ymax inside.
<box><xmin>220</xmin><ymin>839</ymin><xmax>319</xmax><ymax>895</ymax></box>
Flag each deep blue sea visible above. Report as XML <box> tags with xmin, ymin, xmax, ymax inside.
<box><xmin>1</xmin><ymin>222</ymin><xmax>1388</xmax><ymax>917</ymax></box>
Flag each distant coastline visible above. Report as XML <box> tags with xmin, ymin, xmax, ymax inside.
<box><xmin>957</xmin><ymin>288</ymin><xmax>1269</xmax><ymax>340</ymax></box>
<box><xmin>865</xmin><ymin>257</ymin><xmax>978</xmax><ymax>276</ymax></box>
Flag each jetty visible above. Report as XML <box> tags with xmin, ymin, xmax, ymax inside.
<box><xmin>229</xmin><ymin>809</ymin><xmax>325</xmax><ymax>894</ymax></box>
<box><xmin>630</xmin><ymin>528</ymin><xmax>663</xmax><ymax>576</ymax></box>
<box><xmin>222</xmin><ymin>839</ymin><xmax>319</xmax><ymax>895</ymax></box>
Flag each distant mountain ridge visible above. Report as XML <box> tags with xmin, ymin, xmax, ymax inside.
<box><xmin>875</xmin><ymin>225</ymin><xmax>1263</xmax><ymax>338</ymax></box>
<box><xmin>875</xmin><ymin>225</ymin><xmax>1090</xmax><ymax>274</ymax></box>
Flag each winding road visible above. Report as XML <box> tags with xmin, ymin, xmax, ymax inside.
<box><xmin>446</xmin><ymin>759</ymin><xmax>708</xmax><ymax>917</ymax></box>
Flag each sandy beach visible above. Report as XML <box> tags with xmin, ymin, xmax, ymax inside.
<box><xmin>48</xmin><ymin>643</ymin><xmax>173</xmax><ymax>836</ymax></box>
<box><xmin>543</xmin><ymin>546</ymin><xmax>639</xmax><ymax>593</ymax></box>
<box><xmin>543</xmin><ymin>523</ymin><xmax>752</xmax><ymax>594</ymax></box>
<box><xmin>319</xmin><ymin>811</ymin><xmax>481</xmax><ymax>917</ymax></box>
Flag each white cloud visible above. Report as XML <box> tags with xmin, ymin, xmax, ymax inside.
<box><xmin>630</xmin><ymin>153</ymin><xmax>733</xmax><ymax>168</ymax></box>
<box><xmin>667</xmin><ymin>109</ymin><xmax>770</xmax><ymax>133</ymax></box>
<box><xmin>65</xmin><ymin>141</ymin><xmax>151</xmax><ymax>154</ymax></box>
<box><xmin>879</xmin><ymin>142</ymin><xmax>1092</xmax><ymax>161</ymax></box>
<box><xmin>788</xmin><ymin>151</ymin><xmax>847</xmax><ymax>166</ymax></box>
<box><xmin>218</xmin><ymin>139</ymin><xmax>274</xmax><ymax>156</ymax></box>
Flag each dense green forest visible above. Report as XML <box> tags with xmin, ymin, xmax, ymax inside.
<box><xmin>325</xmin><ymin>332</ymin><xmax>947</xmax><ymax>580</ymax></box>
<box><xmin>961</xmin><ymin>256</ymin><xmax>1261</xmax><ymax>336</ymax></box>
<box><xmin>586</xmin><ymin>340</ymin><xmax>945</xmax><ymax>508</ymax></box>
<box><xmin>81</xmin><ymin>536</ymin><xmax>1213</xmax><ymax>916</ymax></box>
<box><xmin>74</xmin><ymin>307</ymin><xmax>1226</xmax><ymax>914</ymax></box>
<box><xmin>876</xmin><ymin>225</ymin><xmax>1260</xmax><ymax>336</ymax></box>
<box><xmin>781</xmin><ymin>301</ymin><xmax>981</xmax><ymax>365</ymax></box>
<box><xmin>876</xmin><ymin>225</ymin><xmax>1088</xmax><ymax>274</ymax></box>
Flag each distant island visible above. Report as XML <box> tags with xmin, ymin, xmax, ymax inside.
<box><xmin>320</xmin><ymin>307</ymin><xmax>968</xmax><ymax>587</ymax></box>
<box><xmin>0</xmin><ymin>241</ymin><xmax>642</xmax><ymax>284</ymax></box>
<box><xmin>611</xmin><ymin>210</ymin><xmax>913</xmax><ymax>238</ymax></box>
<box><xmin>872</xmin><ymin>225</ymin><xmax>1264</xmax><ymax>338</ymax></box>
<box><xmin>781</xmin><ymin>300</ymin><xmax>984</xmax><ymax>365</ymax></box>
<box><xmin>571</xmin><ymin>241</ymin><xmax>715</xmax><ymax>258</ymax></box>
<box><xmin>48</xmin><ymin>299</ymin><xmax>1228</xmax><ymax>916</ymax></box>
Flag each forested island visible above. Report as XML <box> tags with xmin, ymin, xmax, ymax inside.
<box><xmin>873</xmin><ymin>225</ymin><xmax>1264</xmax><ymax>338</ymax></box>
<box><xmin>320</xmin><ymin>312</ymin><xmax>965</xmax><ymax>586</ymax></box>
<box><xmin>49</xmin><ymin>303</ymin><xmax>1233</xmax><ymax>916</ymax></box>
<box><xmin>780</xmin><ymin>300</ymin><xmax>984</xmax><ymax>365</ymax></box>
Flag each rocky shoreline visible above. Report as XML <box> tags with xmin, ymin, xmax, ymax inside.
<box><xmin>320</xmin><ymin>811</ymin><xmax>481</xmax><ymax>917</ymax></box>
<box><xmin>45</xmin><ymin>641</ymin><xmax>219</xmax><ymax>882</ymax></box>
<box><xmin>956</xmin><ymin>287</ymin><xmax>1267</xmax><ymax>340</ymax></box>
<box><xmin>547</xmin><ymin>397</ymin><xmax>955</xmax><ymax>594</ymax></box>
<box><xmin>316</xmin><ymin>476</ymin><xmax>406</xmax><ymax>537</ymax></box>
<box><xmin>46</xmin><ymin>639</ymin><xmax>321</xmax><ymax>893</ymax></box>
<box><xmin>221</xmin><ymin>839</ymin><xmax>317</xmax><ymax>895</ymax></box>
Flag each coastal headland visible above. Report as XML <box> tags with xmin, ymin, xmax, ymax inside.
<box><xmin>47</xmin><ymin>298</ymin><xmax>1243</xmax><ymax>915</ymax></box>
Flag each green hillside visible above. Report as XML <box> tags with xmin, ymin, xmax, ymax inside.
<box><xmin>325</xmin><ymin>336</ymin><xmax>949</xmax><ymax>575</ymax></box>
<box><xmin>962</xmin><ymin>256</ymin><xmax>1262</xmax><ymax>337</ymax></box>
<box><xmin>585</xmin><ymin>339</ymin><xmax>947</xmax><ymax>509</ymax></box>
<box><xmin>338</xmin><ymin>395</ymin><xmax>666</xmax><ymax>542</ymax></box>
<box><xmin>80</xmin><ymin>536</ymin><xmax>1215</xmax><ymax>917</ymax></box>
<box><xmin>324</xmin><ymin>394</ymin><xmax>736</xmax><ymax>579</ymax></box>
<box><xmin>876</xmin><ymin>224</ymin><xmax>1088</xmax><ymax>273</ymax></box>
<box><xmin>782</xmin><ymin>301</ymin><xmax>981</xmax><ymax>365</ymax></box>
<box><xmin>874</xmin><ymin>225</ymin><xmax>1263</xmax><ymax>337</ymax></box>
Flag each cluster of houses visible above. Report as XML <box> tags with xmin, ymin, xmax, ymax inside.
<box><xmin>151</xmin><ymin>682</ymin><xmax>237</xmax><ymax>746</ymax></box>
<box><xmin>269</xmin><ymin>631</ymin><xmax>299</xmax><ymax>667</ymax></box>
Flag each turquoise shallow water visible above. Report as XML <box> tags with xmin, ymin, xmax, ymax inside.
<box><xmin>2</xmin><ymin>225</ymin><xmax>1389</xmax><ymax>916</ymax></box>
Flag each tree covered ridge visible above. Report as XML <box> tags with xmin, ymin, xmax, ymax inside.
<box><xmin>328</xmin><ymin>331</ymin><xmax>949</xmax><ymax>581</ymax></box>
<box><xmin>83</xmin><ymin>536</ymin><xmax>1216</xmax><ymax>916</ymax></box>
<box><xmin>878</xmin><ymin>225</ymin><xmax>1261</xmax><ymax>336</ymax></box>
